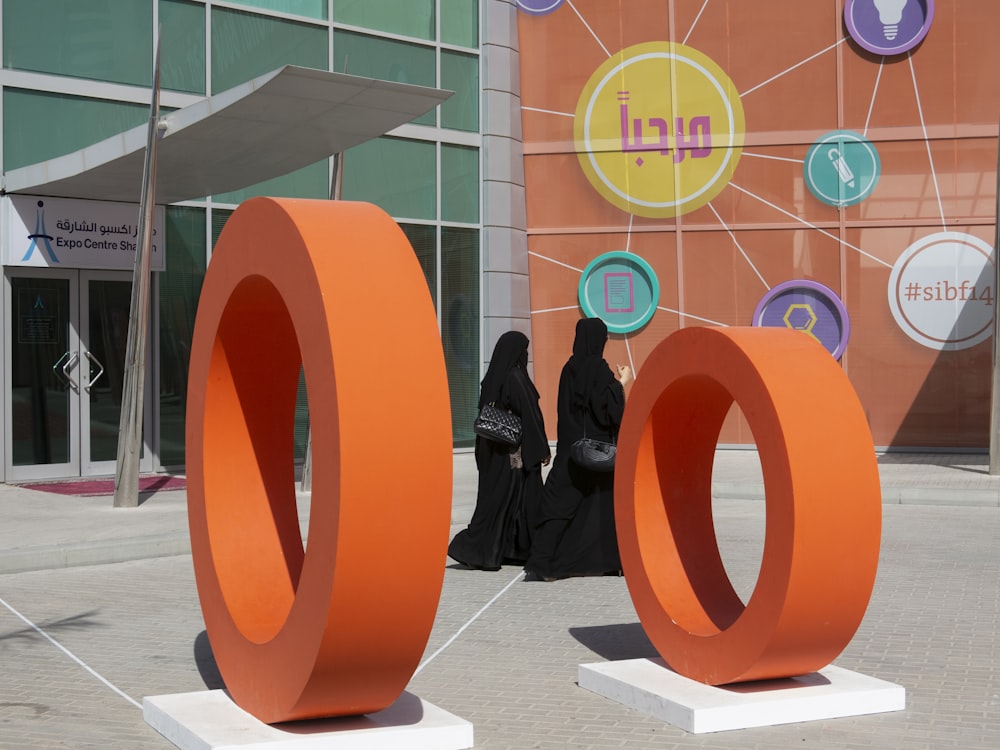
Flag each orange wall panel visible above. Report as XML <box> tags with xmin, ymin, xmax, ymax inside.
<box><xmin>518</xmin><ymin>0</ymin><xmax>1000</xmax><ymax>448</ymax></box>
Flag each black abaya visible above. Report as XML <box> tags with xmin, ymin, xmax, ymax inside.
<box><xmin>526</xmin><ymin>318</ymin><xmax>625</xmax><ymax>579</ymax></box>
<box><xmin>448</xmin><ymin>332</ymin><xmax>549</xmax><ymax>570</ymax></box>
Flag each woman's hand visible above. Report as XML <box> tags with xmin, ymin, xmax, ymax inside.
<box><xmin>616</xmin><ymin>364</ymin><xmax>633</xmax><ymax>388</ymax></box>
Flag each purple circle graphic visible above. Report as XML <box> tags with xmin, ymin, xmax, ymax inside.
<box><xmin>516</xmin><ymin>0</ymin><xmax>565</xmax><ymax>16</ymax></box>
<box><xmin>752</xmin><ymin>280</ymin><xmax>851</xmax><ymax>360</ymax></box>
<box><xmin>845</xmin><ymin>0</ymin><xmax>934</xmax><ymax>57</ymax></box>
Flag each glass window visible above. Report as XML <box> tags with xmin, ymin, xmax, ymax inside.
<box><xmin>441</xmin><ymin>227</ymin><xmax>480</xmax><ymax>447</ymax></box>
<box><xmin>211</xmin><ymin>7</ymin><xmax>327</xmax><ymax>94</ymax></box>
<box><xmin>3</xmin><ymin>0</ymin><xmax>151</xmax><ymax>85</ymax></box>
<box><xmin>158</xmin><ymin>207</ymin><xmax>207</xmax><ymax>467</ymax></box>
<box><xmin>333</xmin><ymin>30</ymin><xmax>437</xmax><ymax>125</ymax></box>
<box><xmin>441</xmin><ymin>144</ymin><xmax>480</xmax><ymax>223</ymax></box>
<box><xmin>294</xmin><ymin>369</ymin><xmax>309</xmax><ymax>463</ymax></box>
<box><xmin>399</xmin><ymin>223</ymin><xmax>438</xmax><ymax>303</ymax></box>
<box><xmin>3</xmin><ymin>90</ymin><xmax>148</xmax><ymax>171</ymax></box>
<box><xmin>210</xmin><ymin>208</ymin><xmax>234</xmax><ymax>247</ymax></box>
<box><xmin>440</xmin><ymin>0</ymin><xmax>479</xmax><ymax>48</ymax></box>
<box><xmin>213</xmin><ymin>159</ymin><xmax>329</xmax><ymax>204</ymax></box>
<box><xmin>333</xmin><ymin>0</ymin><xmax>434</xmax><ymax>41</ymax></box>
<box><xmin>228</xmin><ymin>0</ymin><xmax>327</xmax><ymax>21</ymax></box>
<box><xmin>342</xmin><ymin>136</ymin><xmax>436</xmax><ymax>220</ymax></box>
<box><xmin>440</xmin><ymin>50</ymin><xmax>479</xmax><ymax>132</ymax></box>
<box><xmin>161</xmin><ymin>0</ymin><xmax>206</xmax><ymax>95</ymax></box>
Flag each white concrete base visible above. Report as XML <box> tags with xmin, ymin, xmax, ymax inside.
<box><xmin>578</xmin><ymin>658</ymin><xmax>905</xmax><ymax>734</ymax></box>
<box><xmin>143</xmin><ymin>690</ymin><xmax>474</xmax><ymax>750</ymax></box>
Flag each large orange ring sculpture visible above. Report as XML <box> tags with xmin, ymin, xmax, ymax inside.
<box><xmin>615</xmin><ymin>326</ymin><xmax>881</xmax><ymax>685</ymax></box>
<box><xmin>186</xmin><ymin>197</ymin><xmax>452</xmax><ymax>723</ymax></box>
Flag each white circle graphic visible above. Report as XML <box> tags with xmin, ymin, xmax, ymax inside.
<box><xmin>887</xmin><ymin>232</ymin><xmax>996</xmax><ymax>351</ymax></box>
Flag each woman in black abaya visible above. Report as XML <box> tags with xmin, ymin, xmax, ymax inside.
<box><xmin>525</xmin><ymin>318</ymin><xmax>632</xmax><ymax>581</ymax></box>
<box><xmin>448</xmin><ymin>331</ymin><xmax>550</xmax><ymax>570</ymax></box>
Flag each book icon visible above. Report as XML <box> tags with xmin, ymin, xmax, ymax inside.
<box><xmin>605</xmin><ymin>272</ymin><xmax>635</xmax><ymax>313</ymax></box>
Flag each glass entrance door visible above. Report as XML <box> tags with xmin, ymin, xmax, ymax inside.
<box><xmin>4</xmin><ymin>269</ymin><xmax>154</xmax><ymax>481</ymax></box>
<box><xmin>5</xmin><ymin>270</ymin><xmax>79</xmax><ymax>480</ymax></box>
<box><xmin>80</xmin><ymin>271</ymin><xmax>153</xmax><ymax>476</ymax></box>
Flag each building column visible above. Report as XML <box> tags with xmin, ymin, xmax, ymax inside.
<box><xmin>481</xmin><ymin>0</ymin><xmax>530</xmax><ymax>368</ymax></box>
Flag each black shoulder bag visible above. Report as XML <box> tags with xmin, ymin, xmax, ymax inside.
<box><xmin>569</xmin><ymin>402</ymin><xmax>616</xmax><ymax>472</ymax></box>
<box><xmin>473</xmin><ymin>402</ymin><xmax>522</xmax><ymax>446</ymax></box>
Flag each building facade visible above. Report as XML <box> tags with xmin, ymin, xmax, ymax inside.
<box><xmin>516</xmin><ymin>0</ymin><xmax>1000</xmax><ymax>450</ymax></box>
<box><xmin>1</xmin><ymin>0</ymin><xmax>517</xmax><ymax>484</ymax></box>
<box><xmin>2</xmin><ymin>1</ymin><xmax>998</xmax><ymax>486</ymax></box>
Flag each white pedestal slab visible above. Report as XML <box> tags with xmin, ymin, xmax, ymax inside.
<box><xmin>143</xmin><ymin>690</ymin><xmax>473</xmax><ymax>750</ymax></box>
<box><xmin>578</xmin><ymin>658</ymin><xmax>905</xmax><ymax>734</ymax></box>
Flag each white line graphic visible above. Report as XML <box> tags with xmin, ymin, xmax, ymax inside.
<box><xmin>728</xmin><ymin>182</ymin><xmax>892</xmax><ymax>268</ymax></box>
<box><xmin>908</xmin><ymin>53</ymin><xmax>947</xmax><ymax>228</ymax></box>
<box><xmin>708</xmin><ymin>202</ymin><xmax>770</xmax><ymax>289</ymax></box>
<box><xmin>567</xmin><ymin>0</ymin><xmax>611</xmax><ymax>57</ymax></box>
<box><xmin>0</xmin><ymin>596</ymin><xmax>142</xmax><ymax>710</ymax></box>
<box><xmin>414</xmin><ymin>571</ymin><xmax>525</xmax><ymax>675</ymax></box>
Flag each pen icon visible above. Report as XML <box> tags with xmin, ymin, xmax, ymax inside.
<box><xmin>828</xmin><ymin>148</ymin><xmax>855</xmax><ymax>189</ymax></box>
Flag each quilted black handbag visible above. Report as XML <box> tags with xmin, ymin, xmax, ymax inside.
<box><xmin>473</xmin><ymin>403</ymin><xmax>522</xmax><ymax>446</ymax></box>
<box><xmin>569</xmin><ymin>437</ymin><xmax>616</xmax><ymax>472</ymax></box>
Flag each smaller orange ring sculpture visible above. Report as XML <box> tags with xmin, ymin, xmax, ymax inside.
<box><xmin>186</xmin><ymin>198</ymin><xmax>452</xmax><ymax>722</ymax></box>
<box><xmin>615</xmin><ymin>326</ymin><xmax>881</xmax><ymax>685</ymax></box>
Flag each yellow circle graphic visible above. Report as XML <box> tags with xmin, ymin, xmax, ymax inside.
<box><xmin>574</xmin><ymin>42</ymin><xmax>745</xmax><ymax>218</ymax></box>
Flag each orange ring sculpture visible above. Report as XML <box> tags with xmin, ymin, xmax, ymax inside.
<box><xmin>615</xmin><ymin>326</ymin><xmax>881</xmax><ymax>685</ymax></box>
<box><xmin>186</xmin><ymin>197</ymin><xmax>452</xmax><ymax>723</ymax></box>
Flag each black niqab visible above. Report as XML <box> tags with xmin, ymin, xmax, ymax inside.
<box><xmin>479</xmin><ymin>331</ymin><xmax>533</xmax><ymax>409</ymax></box>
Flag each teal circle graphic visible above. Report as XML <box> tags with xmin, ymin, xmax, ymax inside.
<box><xmin>804</xmin><ymin>130</ymin><xmax>881</xmax><ymax>207</ymax></box>
<box><xmin>578</xmin><ymin>251</ymin><xmax>660</xmax><ymax>334</ymax></box>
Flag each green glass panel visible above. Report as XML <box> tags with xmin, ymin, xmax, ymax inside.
<box><xmin>441</xmin><ymin>144</ymin><xmax>480</xmax><ymax>223</ymax></box>
<box><xmin>333</xmin><ymin>0</ymin><xmax>434</xmax><ymax>40</ymax></box>
<box><xmin>159</xmin><ymin>207</ymin><xmax>207</xmax><ymax>467</ymax></box>
<box><xmin>342</xmin><ymin>137</ymin><xmax>436</xmax><ymax>220</ymax></box>
<box><xmin>211</xmin><ymin>7</ymin><xmax>327</xmax><ymax>94</ymax></box>
<box><xmin>210</xmin><ymin>208</ymin><xmax>235</xmax><ymax>247</ymax></box>
<box><xmin>3</xmin><ymin>90</ymin><xmax>147</xmax><ymax>172</ymax></box>
<box><xmin>441</xmin><ymin>50</ymin><xmax>479</xmax><ymax>132</ymax></box>
<box><xmin>441</xmin><ymin>227</ymin><xmax>480</xmax><ymax>447</ymax></box>
<box><xmin>3</xmin><ymin>0</ymin><xmax>151</xmax><ymax>85</ymax></box>
<box><xmin>294</xmin><ymin>367</ymin><xmax>309</xmax><ymax>463</ymax></box>
<box><xmin>161</xmin><ymin>0</ymin><xmax>206</xmax><ymax>95</ymax></box>
<box><xmin>441</xmin><ymin>0</ymin><xmax>479</xmax><ymax>48</ymax></box>
<box><xmin>87</xmin><ymin>279</ymin><xmax>132</xmax><ymax>463</ymax></box>
<box><xmin>399</xmin><ymin>223</ymin><xmax>438</xmax><ymax>304</ymax></box>
<box><xmin>213</xmin><ymin>159</ymin><xmax>328</xmax><ymax>204</ymax></box>
<box><xmin>228</xmin><ymin>0</ymin><xmax>327</xmax><ymax>21</ymax></box>
<box><xmin>333</xmin><ymin>30</ymin><xmax>436</xmax><ymax>126</ymax></box>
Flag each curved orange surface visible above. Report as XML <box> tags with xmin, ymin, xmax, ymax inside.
<box><xmin>186</xmin><ymin>197</ymin><xmax>452</xmax><ymax>722</ymax></box>
<box><xmin>615</xmin><ymin>326</ymin><xmax>882</xmax><ymax>685</ymax></box>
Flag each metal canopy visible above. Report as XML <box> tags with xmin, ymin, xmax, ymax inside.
<box><xmin>2</xmin><ymin>66</ymin><xmax>451</xmax><ymax>204</ymax></box>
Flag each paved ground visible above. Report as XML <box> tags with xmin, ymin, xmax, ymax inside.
<box><xmin>0</xmin><ymin>450</ymin><xmax>998</xmax><ymax>748</ymax></box>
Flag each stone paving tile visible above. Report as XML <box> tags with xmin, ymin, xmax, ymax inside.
<box><xmin>0</xmin><ymin>500</ymin><xmax>997</xmax><ymax>749</ymax></box>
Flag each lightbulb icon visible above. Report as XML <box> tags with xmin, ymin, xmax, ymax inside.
<box><xmin>873</xmin><ymin>0</ymin><xmax>909</xmax><ymax>41</ymax></box>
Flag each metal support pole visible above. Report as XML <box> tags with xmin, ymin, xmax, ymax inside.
<box><xmin>300</xmin><ymin>151</ymin><xmax>344</xmax><ymax>493</ymax></box>
<box><xmin>114</xmin><ymin>35</ymin><xmax>162</xmax><ymax>507</ymax></box>
<box><xmin>990</xmin><ymin>121</ymin><xmax>1000</xmax><ymax>474</ymax></box>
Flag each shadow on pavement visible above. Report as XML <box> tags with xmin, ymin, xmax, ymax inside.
<box><xmin>194</xmin><ymin>630</ymin><xmax>225</xmax><ymax>690</ymax></box>
<box><xmin>569</xmin><ymin>622</ymin><xmax>658</xmax><ymax>661</ymax></box>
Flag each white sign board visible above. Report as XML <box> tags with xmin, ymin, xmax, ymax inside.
<box><xmin>3</xmin><ymin>194</ymin><xmax>166</xmax><ymax>272</ymax></box>
<box><xmin>887</xmin><ymin>231</ymin><xmax>995</xmax><ymax>351</ymax></box>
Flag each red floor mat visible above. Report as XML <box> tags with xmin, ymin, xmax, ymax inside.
<box><xmin>16</xmin><ymin>475</ymin><xmax>186</xmax><ymax>497</ymax></box>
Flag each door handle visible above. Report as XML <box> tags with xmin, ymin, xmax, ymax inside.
<box><xmin>52</xmin><ymin>351</ymin><xmax>80</xmax><ymax>392</ymax></box>
<box><xmin>84</xmin><ymin>351</ymin><xmax>105</xmax><ymax>393</ymax></box>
